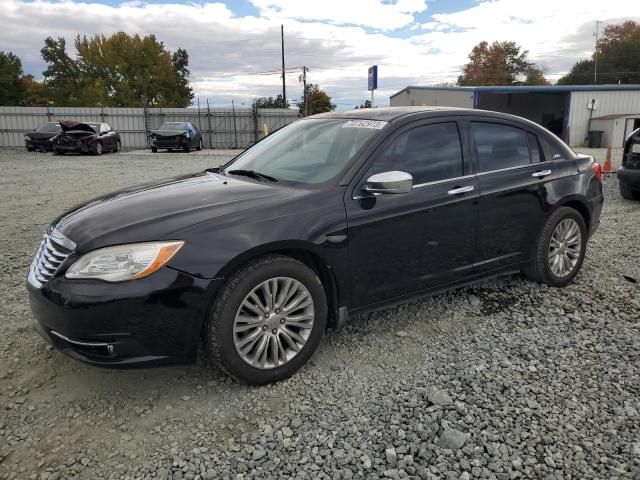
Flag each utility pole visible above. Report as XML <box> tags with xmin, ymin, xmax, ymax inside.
<box><xmin>300</xmin><ymin>66</ymin><xmax>309</xmax><ymax>117</ymax></box>
<box><xmin>594</xmin><ymin>20</ymin><xmax>600</xmax><ymax>84</ymax></box>
<box><xmin>281</xmin><ymin>24</ymin><xmax>286</xmax><ymax>107</ymax></box>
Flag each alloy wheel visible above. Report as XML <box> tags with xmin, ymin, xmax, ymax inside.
<box><xmin>548</xmin><ymin>218</ymin><xmax>582</xmax><ymax>278</ymax></box>
<box><xmin>233</xmin><ymin>277</ymin><xmax>314</xmax><ymax>369</ymax></box>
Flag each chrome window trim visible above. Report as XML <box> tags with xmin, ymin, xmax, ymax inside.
<box><xmin>476</xmin><ymin>158</ymin><xmax>565</xmax><ymax>177</ymax></box>
<box><xmin>412</xmin><ymin>174</ymin><xmax>475</xmax><ymax>189</ymax></box>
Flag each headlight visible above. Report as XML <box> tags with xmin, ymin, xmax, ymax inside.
<box><xmin>65</xmin><ymin>241</ymin><xmax>184</xmax><ymax>282</ymax></box>
<box><xmin>25</xmin><ymin>136</ymin><xmax>32</xmax><ymax>141</ymax></box>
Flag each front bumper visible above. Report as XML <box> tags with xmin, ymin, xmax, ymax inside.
<box><xmin>28</xmin><ymin>267</ymin><xmax>223</xmax><ymax>368</ymax></box>
<box><xmin>152</xmin><ymin>136</ymin><xmax>188</xmax><ymax>149</ymax></box>
<box><xmin>618</xmin><ymin>166</ymin><xmax>640</xmax><ymax>190</ymax></box>
<box><xmin>53</xmin><ymin>142</ymin><xmax>95</xmax><ymax>154</ymax></box>
<box><xmin>25</xmin><ymin>140</ymin><xmax>53</xmax><ymax>151</ymax></box>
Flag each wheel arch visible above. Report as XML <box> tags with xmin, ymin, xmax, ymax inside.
<box><xmin>553</xmin><ymin>197</ymin><xmax>591</xmax><ymax>232</ymax></box>
<box><xmin>214</xmin><ymin>241</ymin><xmax>344</xmax><ymax>329</ymax></box>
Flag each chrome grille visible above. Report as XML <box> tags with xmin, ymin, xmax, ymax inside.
<box><xmin>28</xmin><ymin>228</ymin><xmax>76</xmax><ymax>288</ymax></box>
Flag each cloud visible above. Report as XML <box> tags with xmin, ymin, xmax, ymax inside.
<box><xmin>249</xmin><ymin>0</ymin><xmax>428</xmax><ymax>30</ymax></box>
<box><xmin>0</xmin><ymin>0</ymin><xmax>638</xmax><ymax>109</ymax></box>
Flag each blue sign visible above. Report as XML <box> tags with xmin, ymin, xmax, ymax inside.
<box><xmin>368</xmin><ymin>65</ymin><xmax>378</xmax><ymax>91</ymax></box>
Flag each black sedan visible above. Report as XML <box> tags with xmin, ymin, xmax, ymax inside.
<box><xmin>24</xmin><ymin>122</ymin><xmax>62</xmax><ymax>151</ymax></box>
<box><xmin>27</xmin><ymin>107</ymin><xmax>604</xmax><ymax>384</ymax></box>
<box><xmin>51</xmin><ymin>121</ymin><xmax>121</xmax><ymax>156</ymax></box>
<box><xmin>150</xmin><ymin>122</ymin><xmax>203</xmax><ymax>153</ymax></box>
<box><xmin>618</xmin><ymin>128</ymin><xmax>640</xmax><ymax>200</ymax></box>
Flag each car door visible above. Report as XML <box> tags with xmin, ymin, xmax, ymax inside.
<box><xmin>470</xmin><ymin>120</ymin><xmax>557</xmax><ymax>271</ymax></box>
<box><xmin>99</xmin><ymin>124</ymin><xmax>113</xmax><ymax>149</ymax></box>
<box><xmin>345</xmin><ymin>119</ymin><xmax>478</xmax><ymax>308</ymax></box>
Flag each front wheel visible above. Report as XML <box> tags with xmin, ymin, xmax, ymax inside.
<box><xmin>183</xmin><ymin>139</ymin><xmax>191</xmax><ymax>153</ymax></box>
<box><xmin>206</xmin><ymin>255</ymin><xmax>327</xmax><ymax>385</ymax></box>
<box><xmin>524</xmin><ymin>207</ymin><xmax>587</xmax><ymax>287</ymax></box>
<box><xmin>93</xmin><ymin>142</ymin><xmax>103</xmax><ymax>156</ymax></box>
<box><xmin>114</xmin><ymin>141</ymin><xmax>120</xmax><ymax>153</ymax></box>
<box><xmin>196</xmin><ymin>139</ymin><xmax>203</xmax><ymax>151</ymax></box>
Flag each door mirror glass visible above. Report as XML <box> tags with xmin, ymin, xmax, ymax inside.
<box><xmin>364</xmin><ymin>171</ymin><xmax>413</xmax><ymax>195</ymax></box>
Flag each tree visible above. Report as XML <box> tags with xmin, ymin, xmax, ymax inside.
<box><xmin>253</xmin><ymin>94</ymin><xmax>289</xmax><ymax>109</ymax></box>
<box><xmin>41</xmin><ymin>33</ymin><xmax>194</xmax><ymax>107</ymax></box>
<box><xmin>457</xmin><ymin>41</ymin><xmax>548</xmax><ymax>86</ymax></box>
<box><xmin>297</xmin><ymin>84</ymin><xmax>335</xmax><ymax>115</ymax></box>
<box><xmin>20</xmin><ymin>75</ymin><xmax>49</xmax><ymax>106</ymax></box>
<box><xmin>558</xmin><ymin>21</ymin><xmax>640</xmax><ymax>85</ymax></box>
<box><xmin>355</xmin><ymin>99</ymin><xmax>372</xmax><ymax>109</ymax></box>
<box><xmin>0</xmin><ymin>52</ymin><xmax>26</xmax><ymax>105</ymax></box>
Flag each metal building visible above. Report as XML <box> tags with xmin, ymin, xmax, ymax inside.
<box><xmin>389</xmin><ymin>85</ymin><xmax>640</xmax><ymax>147</ymax></box>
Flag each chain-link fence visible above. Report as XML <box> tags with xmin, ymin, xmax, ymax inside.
<box><xmin>0</xmin><ymin>106</ymin><xmax>300</xmax><ymax>149</ymax></box>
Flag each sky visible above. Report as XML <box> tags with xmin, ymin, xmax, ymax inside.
<box><xmin>1</xmin><ymin>0</ymin><xmax>639</xmax><ymax>109</ymax></box>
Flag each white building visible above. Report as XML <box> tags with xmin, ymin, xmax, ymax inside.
<box><xmin>389</xmin><ymin>85</ymin><xmax>640</xmax><ymax>147</ymax></box>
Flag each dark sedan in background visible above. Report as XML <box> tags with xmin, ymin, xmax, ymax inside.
<box><xmin>51</xmin><ymin>121</ymin><xmax>121</xmax><ymax>156</ymax></box>
<box><xmin>27</xmin><ymin>107</ymin><xmax>603</xmax><ymax>385</ymax></box>
<box><xmin>618</xmin><ymin>128</ymin><xmax>640</xmax><ymax>200</ymax></box>
<box><xmin>150</xmin><ymin>121</ymin><xmax>202</xmax><ymax>152</ymax></box>
<box><xmin>24</xmin><ymin>122</ymin><xmax>62</xmax><ymax>151</ymax></box>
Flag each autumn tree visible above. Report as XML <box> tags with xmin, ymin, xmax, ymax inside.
<box><xmin>0</xmin><ymin>52</ymin><xmax>26</xmax><ymax>105</ymax></box>
<box><xmin>297</xmin><ymin>84</ymin><xmax>335</xmax><ymax>115</ymax></box>
<box><xmin>558</xmin><ymin>21</ymin><xmax>640</xmax><ymax>85</ymax></box>
<box><xmin>253</xmin><ymin>94</ymin><xmax>289</xmax><ymax>109</ymax></box>
<box><xmin>41</xmin><ymin>33</ymin><xmax>194</xmax><ymax>107</ymax></box>
<box><xmin>458</xmin><ymin>41</ymin><xmax>548</xmax><ymax>86</ymax></box>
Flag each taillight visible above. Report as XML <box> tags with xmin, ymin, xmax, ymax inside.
<box><xmin>592</xmin><ymin>162</ymin><xmax>602</xmax><ymax>181</ymax></box>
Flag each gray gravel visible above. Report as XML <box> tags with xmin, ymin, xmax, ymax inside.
<box><xmin>1</xmin><ymin>149</ymin><xmax>639</xmax><ymax>480</ymax></box>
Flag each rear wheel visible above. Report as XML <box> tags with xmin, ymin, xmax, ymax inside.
<box><xmin>151</xmin><ymin>146</ymin><xmax>158</xmax><ymax>153</ymax></box>
<box><xmin>206</xmin><ymin>255</ymin><xmax>327</xmax><ymax>385</ymax></box>
<box><xmin>524</xmin><ymin>207</ymin><xmax>587</xmax><ymax>287</ymax></box>
<box><xmin>620</xmin><ymin>181</ymin><xmax>638</xmax><ymax>200</ymax></box>
<box><xmin>196</xmin><ymin>139</ymin><xmax>203</xmax><ymax>151</ymax></box>
<box><xmin>114</xmin><ymin>140</ymin><xmax>120</xmax><ymax>153</ymax></box>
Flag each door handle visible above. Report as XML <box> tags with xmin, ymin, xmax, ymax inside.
<box><xmin>532</xmin><ymin>169</ymin><xmax>552</xmax><ymax>178</ymax></box>
<box><xmin>447</xmin><ymin>185</ymin><xmax>474</xmax><ymax>195</ymax></box>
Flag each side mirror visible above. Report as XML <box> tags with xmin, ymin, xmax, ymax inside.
<box><xmin>364</xmin><ymin>171</ymin><xmax>413</xmax><ymax>195</ymax></box>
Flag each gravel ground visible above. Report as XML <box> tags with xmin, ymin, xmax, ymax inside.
<box><xmin>1</xmin><ymin>148</ymin><xmax>639</xmax><ymax>480</ymax></box>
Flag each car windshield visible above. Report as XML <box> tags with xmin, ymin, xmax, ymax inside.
<box><xmin>36</xmin><ymin>123</ymin><xmax>61</xmax><ymax>133</ymax></box>
<box><xmin>224</xmin><ymin>119</ymin><xmax>385</xmax><ymax>184</ymax></box>
<box><xmin>160</xmin><ymin>122</ymin><xmax>187</xmax><ymax>131</ymax></box>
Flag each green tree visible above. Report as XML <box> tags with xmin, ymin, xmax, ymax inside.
<box><xmin>355</xmin><ymin>99</ymin><xmax>372</xmax><ymax>109</ymax></box>
<box><xmin>457</xmin><ymin>41</ymin><xmax>548</xmax><ymax>86</ymax></box>
<box><xmin>253</xmin><ymin>94</ymin><xmax>289</xmax><ymax>109</ymax></box>
<box><xmin>41</xmin><ymin>32</ymin><xmax>194</xmax><ymax>107</ymax></box>
<box><xmin>0</xmin><ymin>52</ymin><xmax>26</xmax><ymax>105</ymax></box>
<box><xmin>558</xmin><ymin>21</ymin><xmax>640</xmax><ymax>85</ymax></box>
<box><xmin>297</xmin><ymin>84</ymin><xmax>335</xmax><ymax>115</ymax></box>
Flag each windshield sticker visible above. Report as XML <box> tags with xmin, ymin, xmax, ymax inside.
<box><xmin>342</xmin><ymin>120</ymin><xmax>387</xmax><ymax>130</ymax></box>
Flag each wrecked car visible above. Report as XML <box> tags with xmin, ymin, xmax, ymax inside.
<box><xmin>51</xmin><ymin>121</ymin><xmax>121</xmax><ymax>156</ymax></box>
<box><xmin>24</xmin><ymin>122</ymin><xmax>62</xmax><ymax>152</ymax></box>
<box><xmin>150</xmin><ymin>122</ymin><xmax>203</xmax><ymax>153</ymax></box>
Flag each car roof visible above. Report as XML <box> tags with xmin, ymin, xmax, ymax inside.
<box><xmin>311</xmin><ymin>106</ymin><xmax>472</xmax><ymax>122</ymax></box>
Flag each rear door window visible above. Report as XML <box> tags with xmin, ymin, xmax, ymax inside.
<box><xmin>370</xmin><ymin>122</ymin><xmax>464</xmax><ymax>184</ymax></box>
<box><xmin>471</xmin><ymin>122</ymin><xmax>531</xmax><ymax>172</ymax></box>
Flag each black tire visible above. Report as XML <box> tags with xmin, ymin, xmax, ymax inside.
<box><xmin>183</xmin><ymin>139</ymin><xmax>191</xmax><ymax>153</ymax></box>
<box><xmin>151</xmin><ymin>147</ymin><xmax>158</xmax><ymax>153</ymax></box>
<box><xmin>206</xmin><ymin>254</ymin><xmax>327</xmax><ymax>385</ymax></box>
<box><xmin>52</xmin><ymin>148</ymin><xmax>63</xmax><ymax>156</ymax></box>
<box><xmin>114</xmin><ymin>141</ymin><xmax>120</xmax><ymax>153</ymax></box>
<box><xmin>26</xmin><ymin>146</ymin><xmax>35</xmax><ymax>152</ymax></box>
<box><xmin>619</xmin><ymin>181</ymin><xmax>637</xmax><ymax>200</ymax></box>
<box><xmin>94</xmin><ymin>142</ymin><xmax>103</xmax><ymax>156</ymax></box>
<box><xmin>524</xmin><ymin>207</ymin><xmax>587</xmax><ymax>287</ymax></box>
<box><xmin>196</xmin><ymin>139</ymin><xmax>203</xmax><ymax>151</ymax></box>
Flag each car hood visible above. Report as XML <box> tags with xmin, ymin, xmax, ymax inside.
<box><xmin>59</xmin><ymin>121</ymin><xmax>97</xmax><ymax>133</ymax></box>
<box><xmin>151</xmin><ymin>129</ymin><xmax>187</xmax><ymax>137</ymax></box>
<box><xmin>26</xmin><ymin>131</ymin><xmax>58</xmax><ymax>139</ymax></box>
<box><xmin>53</xmin><ymin>172</ymin><xmax>293</xmax><ymax>252</ymax></box>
